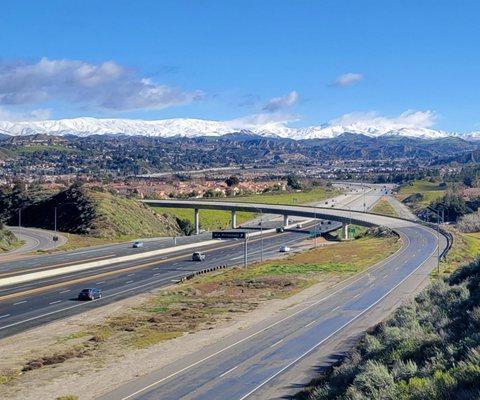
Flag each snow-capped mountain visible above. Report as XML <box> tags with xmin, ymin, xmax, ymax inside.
<box><xmin>0</xmin><ymin>116</ymin><xmax>463</xmax><ymax>140</ymax></box>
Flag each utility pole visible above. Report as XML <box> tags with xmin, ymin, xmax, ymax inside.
<box><xmin>54</xmin><ymin>206</ymin><xmax>57</xmax><ymax>232</ymax></box>
<box><xmin>18</xmin><ymin>208</ymin><xmax>21</xmax><ymax>227</ymax></box>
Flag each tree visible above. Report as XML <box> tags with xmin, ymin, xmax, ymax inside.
<box><xmin>176</xmin><ymin>217</ymin><xmax>195</xmax><ymax>236</ymax></box>
<box><xmin>225</xmin><ymin>176</ymin><xmax>240</xmax><ymax>187</ymax></box>
<box><xmin>286</xmin><ymin>175</ymin><xmax>303</xmax><ymax>190</ymax></box>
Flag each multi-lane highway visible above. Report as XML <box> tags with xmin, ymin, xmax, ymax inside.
<box><xmin>96</xmin><ymin>194</ymin><xmax>447</xmax><ymax>400</ymax></box>
<box><xmin>0</xmin><ymin>186</ymin><xmax>374</xmax><ymax>338</ymax></box>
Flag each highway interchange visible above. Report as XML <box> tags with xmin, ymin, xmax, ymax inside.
<box><xmin>0</xmin><ymin>185</ymin><xmax>448</xmax><ymax>400</ymax></box>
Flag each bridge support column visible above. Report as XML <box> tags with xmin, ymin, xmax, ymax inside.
<box><xmin>231</xmin><ymin>210</ymin><xmax>237</xmax><ymax>229</ymax></box>
<box><xmin>194</xmin><ymin>208</ymin><xmax>200</xmax><ymax>235</ymax></box>
<box><xmin>343</xmin><ymin>223</ymin><xmax>349</xmax><ymax>240</ymax></box>
<box><xmin>283</xmin><ymin>215</ymin><xmax>290</xmax><ymax>226</ymax></box>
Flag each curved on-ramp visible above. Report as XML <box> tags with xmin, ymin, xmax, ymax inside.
<box><xmin>2</xmin><ymin>226</ymin><xmax>67</xmax><ymax>256</ymax></box>
<box><xmin>97</xmin><ymin>200</ymin><xmax>449</xmax><ymax>400</ymax></box>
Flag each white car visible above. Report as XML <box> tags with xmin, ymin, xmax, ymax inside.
<box><xmin>279</xmin><ymin>245</ymin><xmax>291</xmax><ymax>253</ymax></box>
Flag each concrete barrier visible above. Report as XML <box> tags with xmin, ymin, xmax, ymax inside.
<box><xmin>0</xmin><ymin>239</ymin><xmax>220</xmax><ymax>288</ymax></box>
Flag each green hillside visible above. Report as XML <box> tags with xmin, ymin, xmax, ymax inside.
<box><xmin>12</xmin><ymin>185</ymin><xmax>181</xmax><ymax>240</ymax></box>
<box><xmin>88</xmin><ymin>191</ymin><xmax>181</xmax><ymax>239</ymax></box>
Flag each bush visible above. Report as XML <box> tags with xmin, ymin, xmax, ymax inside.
<box><xmin>306</xmin><ymin>258</ymin><xmax>480</xmax><ymax>400</ymax></box>
<box><xmin>457</xmin><ymin>212</ymin><xmax>480</xmax><ymax>233</ymax></box>
<box><xmin>176</xmin><ymin>217</ymin><xmax>195</xmax><ymax>236</ymax></box>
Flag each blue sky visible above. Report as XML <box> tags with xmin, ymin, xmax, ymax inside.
<box><xmin>0</xmin><ymin>0</ymin><xmax>479</xmax><ymax>132</ymax></box>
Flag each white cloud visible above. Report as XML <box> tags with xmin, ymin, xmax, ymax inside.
<box><xmin>330</xmin><ymin>110</ymin><xmax>437</xmax><ymax>130</ymax></box>
<box><xmin>262</xmin><ymin>91</ymin><xmax>299</xmax><ymax>112</ymax></box>
<box><xmin>331</xmin><ymin>72</ymin><xmax>364</xmax><ymax>87</ymax></box>
<box><xmin>0</xmin><ymin>57</ymin><xmax>202</xmax><ymax>111</ymax></box>
<box><xmin>0</xmin><ymin>106</ymin><xmax>51</xmax><ymax>121</ymax></box>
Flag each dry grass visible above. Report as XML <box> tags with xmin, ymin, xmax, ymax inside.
<box><xmin>436</xmin><ymin>226</ymin><xmax>480</xmax><ymax>276</ymax></box>
<box><xmin>371</xmin><ymin>198</ymin><xmax>398</xmax><ymax>217</ymax></box>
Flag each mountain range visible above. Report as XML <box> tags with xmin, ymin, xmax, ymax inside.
<box><xmin>0</xmin><ymin>117</ymin><xmax>477</xmax><ymax>141</ymax></box>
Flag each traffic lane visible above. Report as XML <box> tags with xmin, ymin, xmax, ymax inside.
<box><xmin>0</xmin><ymin>227</ymin><xmax>315</xmax><ymax>337</ymax></box>
<box><xmin>0</xmin><ymin>228</ymin><xmax>310</xmax><ymax>315</ymax></box>
<box><xmin>99</xmin><ymin>225</ymin><xmax>437</xmax><ymax>400</ymax></box>
<box><xmin>0</xmin><ymin>226</ymin><xmax>312</xmax><ymax>296</ymax></box>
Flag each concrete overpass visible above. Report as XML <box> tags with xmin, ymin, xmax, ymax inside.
<box><xmin>142</xmin><ymin>199</ymin><xmax>396</xmax><ymax>239</ymax></box>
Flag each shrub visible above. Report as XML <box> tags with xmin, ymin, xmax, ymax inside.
<box><xmin>351</xmin><ymin>360</ymin><xmax>395</xmax><ymax>399</ymax></box>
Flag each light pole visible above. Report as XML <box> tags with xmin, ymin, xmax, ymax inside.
<box><xmin>257</xmin><ymin>208</ymin><xmax>264</xmax><ymax>262</ymax></box>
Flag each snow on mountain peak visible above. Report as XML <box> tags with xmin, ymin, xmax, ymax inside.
<box><xmin>0</xmin><ymin>116</ymin><xmax>462</xmax><ymax>140</ymax></box>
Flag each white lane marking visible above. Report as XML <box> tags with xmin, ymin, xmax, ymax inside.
<box><xmin>59</xmin><ymin>289</ymin><xmax>70</xmax><ymax>293</ymax></box>
<box><xmin>0</xmin><ymin>314</ymin><xmax>10</xmax><ymax>319</ymax></box>
<box><xmin>305</xmin><ymin>320</ymin><xmax>316</xmax><ymax>328</ymax></box>
<box><xmin>95</xmin><ymin>281</ymin><xmax>106</xmax><ymax>285</ymax></box>
<box><xmin>152</xmin><ymin>267</ymin><xmax>159</xmax><ymax>270</ymax></box>
<box><xmin>125</xmin><ymin>280</ymin><xmax>133</xmax><ymax>284</ymax></box>
<box><xmin>49</xmin><ymin>300</ymin><xmax>61</xmax><ymax>305</ymax></box>
<box><xmin>352</xmin><ymin>293</ymin><xmax>360</xmax><ymax>299</ymax></box>
<box><xmin>153</xmin><ymin>273</ymin><xmax>160</xmax><ymax>277</ymax></box>
<box><xmin>331</xmin><ymin>306</ymin><xmax>340</xmax><ymax>312</ymax></box>
<box><xmin>13</xmin><ymin>300</ymin><xmax>27</xmax><ymax>305</ymax></box>
<box><xmin>127</xmin><ymin>273</ymin><xmax>135</xmax><ymax>277</ymax></box>
<box><xmin>383</xmin><ymin>274</ymin><xmax>388</xmax><ymax>279</ymax></box>
<box><xmin>219</xmin><ymin>365</ymin><xmax>239</xmax><ymax>378</ymax></box>
<box><xmin>270</xmin><ymin>338</ymin><xmax>284</xmax><ymax>348</ymax></box>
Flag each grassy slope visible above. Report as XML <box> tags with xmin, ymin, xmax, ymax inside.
<box><xmin>0</xmin><ymin>227</ymin><xmax>21</xmax><ymax>252</ymax></box>
<box><xmin>151</xmin><ymin>187</ymin><xmax>338</xmax><ymax>231</ymax></box>
<box><xmin>371</xmin><ymin>198</ymin><xmax>398</xmax><ymax>217</ymax></box>
<box><xmin>438</xmin><ymin>227</ymin><xmax>480</xmax><ymax>275</ymax></box>
<box><xmin>88</xmin><ymin>191</ymin><xmax>181</xmax><ymax>239</ymax></box>
<box><xmin>396</xmin><ymin>180</ymin><xmax>445</xmax><ymax>208</ymax></box>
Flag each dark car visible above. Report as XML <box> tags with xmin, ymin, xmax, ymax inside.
<box><xmin>192</xmin><ymin>251</ymin><xmax>206</xmax><ymax>261</ymax></box>
<box><xmin>78</xmin><ymin>288</ymin><xmax>102</xmax><ymax>301</ymax></box>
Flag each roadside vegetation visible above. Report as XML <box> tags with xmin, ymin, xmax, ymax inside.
<box><xmin>371</xmin><ymin>198</ymin><xmax>398</xmax><ymax>217</ymax></box>
<box><xmin>302</xmin><ymin>257</ymin><xmax>480</xmax><ymax>400</ymax></box>
<box><xmin>0</xmin><ymin>230</ymin><xmax>399</xmax><ymax>389</ymax></box>
<box><xmin>0</xmin><ymin>225</ymin><xmax>21</xmax><ymax>252</ymax></box>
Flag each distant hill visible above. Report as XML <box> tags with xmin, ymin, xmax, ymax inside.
<box><xmin>1</xmin><ymin>133</ymin><xmax>479</xmax><ymax>176</ymax></box>
<box><xmin>11</xmin><ymin>185</ymin><xmax>181</xmax><ymax>239</ymax></box>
